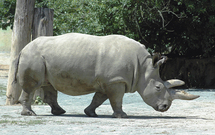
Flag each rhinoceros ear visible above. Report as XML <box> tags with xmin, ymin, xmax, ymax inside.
<box><xmin>152</xmin><ymin>53</ymin><xmax>161</xmax><ymax>66</ymax></box>
<box><xmin>164</xmin><ymin>79</ymin><xmax>185</xmax><ymax>89</ymax></box>
<box><xmin>152</xmin><ymin>53</ymin><xmax>167</xmax><ymax>68</ymax></box>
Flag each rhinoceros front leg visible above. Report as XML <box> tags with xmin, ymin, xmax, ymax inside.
<box><xmin>106</xmin><ymin>83</ymin><xmax>127</xmax><ymax>118</ymax></box>
<box><xmin>84</xmin><ymin>92</ymin><xmax>108</xmax><ymax>117</ymax></box>
<box><xmin>42</xmin><ymin>85</ymin><xmax>66</xmax><ymax>115</ymax></box>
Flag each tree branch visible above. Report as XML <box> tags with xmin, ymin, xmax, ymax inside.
<box><xmin>158</xmin><ymin>10</ymin><xmax>174</xmax><ymax>32</ymax></box>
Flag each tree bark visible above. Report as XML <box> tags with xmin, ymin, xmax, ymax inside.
<box><xmin>6</xmin><ymin>0</ymin><xmax>35</xmax><ymax>105</ymax></box>
<box><xmin>32</xmin><ymin>8</ymin><xmax>54</xmax><ymax>40</ymax></box>
<box><xmin>32</xmin><ymin>8</ymin><xmax>54</xmax><ymax>101</ymax></box>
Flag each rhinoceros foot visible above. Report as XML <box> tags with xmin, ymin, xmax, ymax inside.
<box><xmin>51</xmin><ymin>108</ymin><xmax>66</xmax><ymax>115</ymax></box>
<box><xmin>84</xmin><ymin>108</ymin><xmax>98</xmax><ymax>117</ymax></box>
<box><xmin>112</xmin><ymin>111</ymin><xmax>128</xmax><ymax>118</ymax></box>
<box><xmin>21</xmin><ymin>109</ymin><xmax>36</xmax><ymax>116</ymax></box>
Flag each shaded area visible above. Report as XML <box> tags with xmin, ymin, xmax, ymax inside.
<box><xmin>161</xmin><ymin>57</ymin><xmax>215</xmax><ymax>88</ymax></box>
<box><xmin>41</xmin><ymin>114</ymin><xmax>188</xmax><ymax>120</ymax></box>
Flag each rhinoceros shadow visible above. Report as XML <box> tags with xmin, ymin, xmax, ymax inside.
<box><xmin>40</xmin><ymin>114</ymin><xmax>203</xmax><ymax>120</ymax></box>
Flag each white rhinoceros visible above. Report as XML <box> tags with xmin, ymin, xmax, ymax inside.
<box><xmin>12</xmin><ymin>33</ymin><xmax>199</xmax><ymax>118</ymax></box>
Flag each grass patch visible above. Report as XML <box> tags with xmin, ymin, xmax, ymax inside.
<box><xmin>0</xmin><ymin>83</ymin><xmax>6</xmax><ymax>90</ymax></box>
<box><xmin>1</xmin><ymin>115</ymin><xmax>14</xmax><ymax>118</ymax></box>
<box><xmin>27</xmin><ymin>120</ymin><xmax>45</xmax><ymax>125</ymax></box>
<box><xmin>0</xmin><ymin>120</ymin><xmax>10</xmax><ymax>124</ymax></box>
<box><xmin>0</xmin><ymin>119</ymin><xmax>46</xmax><ymax>126</ymax></box>
<box><xmin>0</xmin><ymin>84</ymin><xmax>7</xmax><ymax>97</ymax></box>
<box><xmin>0</xmin><ymin>90</ymin><xmax>6</xmax><ymax>97</ymax></box>
<box><xmin>0</xmin><ymin>28</ymin><xmax>12</xmax><ymax>52</ymax></box>
<box><xmin>68</xmin><ymin>121</ymin><xmax>87</xmax><ymax>125</ymax></box>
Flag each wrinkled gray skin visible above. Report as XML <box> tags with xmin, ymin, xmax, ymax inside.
<box><xmin>13</xmin><ymin>33</ymin><xmax>199</xmax><ymax>118</ymax></box>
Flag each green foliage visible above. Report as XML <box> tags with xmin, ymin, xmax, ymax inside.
<box><xmin>36</xmin><ymin>0</ymin><xmax>103</xmax><ymax>35</ymax></box>
<box><xmin>35</xmin><ymin>0</ymin><xmax>131</xmax><ymax>36</ymax></box>
<box><xmin>34</xmin><ymin>96</ymin><xmax>46</xmax><ymax>105</ymax></box>
<box><xmin>1</xmin><ymin>0</ymin><xmax>215</xmax><ymax>58</ymax></box>
<box><xmin>123</xmin><ymin>0</ymin><xmax>215</xmax><ymax>58</ymax></box>
<box><xmin>0</xmin><ymin>0</ymin><xmax>15</xmax><ymax>30</ymax></box>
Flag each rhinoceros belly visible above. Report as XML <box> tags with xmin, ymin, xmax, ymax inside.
<box><xmin>49</xmin><ymin>77</ymin><xmax>99</xmax><ymax>96</ymax></box>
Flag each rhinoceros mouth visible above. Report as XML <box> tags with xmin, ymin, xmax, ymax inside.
<box><xmin>155</xmin><ymin>104</ymin><xmax>170</xmax><ymax>112</ymax></box>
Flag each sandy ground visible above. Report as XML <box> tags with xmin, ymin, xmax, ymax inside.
<box><xmin>0</xmin><ymin>89</ymin><xmax>215</xmax><ymax>135</ymax></box>
<box><xmin>0</xmin><ymin>53</ymin><xmax>215</xmax><ymax>135</ymax></box>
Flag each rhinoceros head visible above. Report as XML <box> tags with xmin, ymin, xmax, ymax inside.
<box><xmin>139</xmin><ymin>54</ymin><xmax>199</xmax><ymax>112</ymax></box>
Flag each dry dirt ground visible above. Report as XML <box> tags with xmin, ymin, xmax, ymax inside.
<box><xmin>0</xmin><ymin>53</ymin><xmax>215</xmax><ymax>135</ymax></box>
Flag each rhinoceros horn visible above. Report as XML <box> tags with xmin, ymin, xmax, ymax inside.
<box><xmin>170</xmin><ymin>90</ymin><xmax>200</xmax><ymax>100</ymax></box>
<box><xmin>164</xmin><ymin>79</ymin><xmax>200</xmax><ymax>100</ymax></box>
<box><xmin>164</xmin><ymin>79</ymin><xmax>185</xmax><ymax>89</ymax></box>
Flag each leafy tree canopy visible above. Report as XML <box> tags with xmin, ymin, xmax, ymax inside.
<box><xmin>0</xmin><ymin>0</ymin><xmax>215</xmax><ymax>58</ymax></box>
<box><xmin>125</xmin><ymin>0</ymin><xmax>215</xmax><ymax>58</ymax></box>
<box><xmin>0</xmin><ymin>0</ymin><xmax>15</xmax><ymax>30</ymax></box>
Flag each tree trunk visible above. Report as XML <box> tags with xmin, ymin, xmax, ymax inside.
<box><xmin>32</xmin><ymin>8</ymin><xmax>54</xmax><ymax>101</ymax></box>
<box><xmin>32</xmin><ymin>8</ymin><xmax>54</xmax><ymax>40</ymax></box>
<box><xmin>6</xmin><ymin>0</ymin><xmax>35</xmax><ymax>105</ymax></box>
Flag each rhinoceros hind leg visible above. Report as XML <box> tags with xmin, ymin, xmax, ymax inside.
<box><xmin>19</xmin><ymin>89</ymin><xmax>37</xmax><ymax>116</ymax></box>
<box><xmin>21</xmin><ymin>109</ymin><xmax>36</xmax><ymax>116</ymax></box>
<box><xmin>107</xmin><ymin>83</ymin><xmax>128</xmax><ymax>118</ymax></box>
<box><xmin>42</xmin><ymin>86</ymin><xmax>66</xmax><ymax>115</ymax></box>
<box><xmin>84</xmin><ymin>92</ymin><xmax>108</xmax><ymax>117</ymax></box>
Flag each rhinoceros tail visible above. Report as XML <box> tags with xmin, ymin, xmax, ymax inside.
<box><xmin>12</xmin><ymin>53</ymin><xmax>21</xmax><ymax>84</ymax></box>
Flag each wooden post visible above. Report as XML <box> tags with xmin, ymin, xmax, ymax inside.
<box><xmin>32</xmin><ymin>8</ymin><xmax>54</xmax><ymax>101</ymax></box>
<box><xmin>6</xmin><ymin>0</ymin><xmax>35</xmax><ymax>105</ymax></box>
<box><xmin>32</xmin><ymin>8</ymin><xmax>54</xmax><ymax>40</ymax></box>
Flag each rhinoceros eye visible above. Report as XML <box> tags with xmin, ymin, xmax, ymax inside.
<box><xmin>155</xmin><ymin>85</ymin><xmax>161</xmax><ymax>91</ymax></box>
